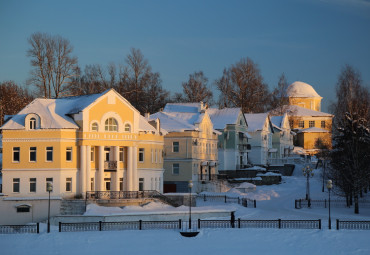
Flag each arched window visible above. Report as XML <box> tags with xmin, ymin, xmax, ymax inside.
<box><xmin>91</xmin><ymin>122</ymin><xmax>98</xmax><ymax>131</ymax></box>
<box><xmin>105</xmin><ymin>118</ymin><xmax>118</xmax><ymax>131</ymax></box>
<box><xmin>30</xmin><ymin>118</ymin><xmax>36</xmax><ymax>130</ymax></box>
<box><xmin>124</xmin><ymin>123</ymin><xmax>131</xmax><ymax>132</ymax></box>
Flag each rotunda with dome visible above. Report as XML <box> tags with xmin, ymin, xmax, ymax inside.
<box><xmin>286</xmin><ymin>81</ymin><xmax>322</xmax><ymax>112</ymax></box>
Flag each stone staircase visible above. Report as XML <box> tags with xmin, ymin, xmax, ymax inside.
<box><xmin>60</xmin><ymin>199</ymin><xmax>86</xmax><ymax>215</ymax></box>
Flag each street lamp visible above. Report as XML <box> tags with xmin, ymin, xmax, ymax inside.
<box><xmin>327</xmin><ymin>180</ymin><xmax>332</xmax><ymax>229</ymax></box>
<box><xmin>47</xmin><ymin>182</ymin><xmax>53</xmax><ymax>233</ymax></box>
<box><xmin>188</xmin><ymin>180</ymin><xmax>193</xmax><ymax>230</ymax></box>
<box><xmin>302</xmin><ymin>165</ymin><xmax>314</xmax><ymax>207</ymax></box>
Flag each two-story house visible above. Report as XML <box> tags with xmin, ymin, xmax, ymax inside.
<box><xmin>0</xmin><ymin>89</ymin><xmax>164</xmax><ymax>224</ymax></box>
<box><xmin>208</xmin><ymin>108</ymin><xmax>251</xmax><ymax>171</ymax></box>
<box><xmin>270</xmin><ymin>113</ymin><xmax>294</xmax><ymax>159</ymax></box>
<box><xmin>150</xmin><ymin>102</ymin><xmax>219</xmax><ymax>193</ymax></box>
<box><xmin>244</xmin><ymin>113</ymin><xmax>275</xmax><ymax>165</ymax></box>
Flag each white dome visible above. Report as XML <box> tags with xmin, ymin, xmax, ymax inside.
<box><xmin>286</xmin><ymin>81</ymin><xmax>321</xmax><ymax>98</ymax></box>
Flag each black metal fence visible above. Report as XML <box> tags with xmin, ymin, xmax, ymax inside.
<box><xmin>0</xmin><ymin>223</ymin><xmax>39</xmax><ymax>234</ymax></box>
<box><xmin>199</xmin><ymin>194</ymin><xmax>257</xmax><ymax>208</ymax></box>
<box><xmin>59</xmin><ymin>218</ymin><xmax>321</xmax><ymax>232</ymax></box>
<box><xmin>336</xmin><ymin>220</ymin><xmax>370</xmax><ymax>230</ymax></box>
<box><xmin>295</xmin><ymin>199</ymin><xmax>370</xmax><ymax>209</ymax></box>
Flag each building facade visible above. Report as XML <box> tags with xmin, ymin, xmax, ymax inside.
<box><xmin>150</xmin><ymin>103</ymin><xmax>219</xmax><ymax>193</ymax></box>
<box><xmin>270</xmin><ymin>113</ymin><xmax>294</xmax><ymax>159</ymax></box>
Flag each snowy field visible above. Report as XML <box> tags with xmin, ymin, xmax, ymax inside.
<box><xmin>1</xmin><ymin>163</ymin><xmax>370</xmax><ymax>255</ymax></box>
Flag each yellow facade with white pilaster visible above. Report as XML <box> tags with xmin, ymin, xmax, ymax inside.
<box><xmin>1</xmin><ymin>89</ymin><xmax>164</xmax><ymax>198</ymax></box>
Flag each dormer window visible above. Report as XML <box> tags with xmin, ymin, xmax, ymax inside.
<box><xmin>30</xmin><ymin>118</ymin><xmax>36</xmax><ymax>130</ymax></box>
<box><xmin>91</xmin><ymin>122</ymin><xmax>98</xmax><ymax>132</ymax></box>
<box><xmin>105</xmin><ymin>118</ymin><xmax>118</xmax><ymax>132</ymax></box>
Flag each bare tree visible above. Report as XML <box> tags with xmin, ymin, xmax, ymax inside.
<box><xmin>215</xmin><ymin>58</ymin><xmax>270</xmax><ymax>113</ymax></box>
<box><xmin>117</xmin><ymin>48</ymin><xmax>169</xmax><ymax>114</ymax></box>
<box><xmin>269</xmin><ymin>73</ymin><xmax>289</xmax><ymax>114</ymax></box>
<box><xmin>0</xmin><ymin>81</ymin><xmax>33</xmax><ymax>126</ymax></box>
<box><xmin>27</xmin><ymin>32</ymin><xmax>78</xmax><ymax>98</ymax></box>
<box><xmin>182</xmin><ymin>71</ymin><xmax>213</xmax><ymax>103</ymax></box>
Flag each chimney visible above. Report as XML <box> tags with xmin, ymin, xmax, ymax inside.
<box><xmin>144</xmin><ymin>112</ymin><xmax>150</xmax><ymax>120</ymax></box>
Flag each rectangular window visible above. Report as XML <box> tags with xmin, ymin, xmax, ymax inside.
<box><xmin>321</xmin><ymin>121</ymin><xmax>326</xmax><ymax>129</ymax></box>
<box><xmin>151</xmin><ymin>149</ymin><xmax>154</xmax><ymax>163</ymax></box>
<box><xmin>91</xmin><ymin>178</ymin><xmax>94</xmax><ymax>191</ymax></box>
<box><xmin>29</xmin><ymin>147</ymin><xmax>36</xmax><ymax>162</ymax></box>
<box><xmin>139</xmin><ymin>148</ymin><xmax>144</xmax><ymax>162</ymax></box>
<box><xmin>309</xmin><ymin>121</ymin><xmax>315</xmax><ymax>128</ymax></box>
<box><xmin>46</xmin><ymin>178</ymin><xmax>53</xmax><ymax>192</ymax></box>
<box><xmin>139</xmin><ymin>178</ymin><xmax>144</xmax><ymax>191</ymax></box>
<box><xmin>30</xmin><ymin>178</ymin><xmax>36</xmax><ymax>193</ymax></box>
<box><xmin>17</xmin><ymin>206</ymin><xmax>30</xmax><ymax>213</ymax></box>
<box><xmin>119</xmin><ymin>178</ymin><xmax>123</xmax><ymax>191</ymax></box>
<box><xmin>91</xmin><ymin>147</ymin><xmax>95</xmax><ymax>162</ymax></box>
<box><xmin>173</xmin><ymin>142</ymin><xmax>179</xmax><ymax>152</ymax></box>
<box><xmin>66</xmin><ymin>178</ymin><xmax>72</xmax><ymax>192</ymax></box>
<box><xmin>66</xmin><ymin>147</ymin><xmax>72</xmax><ymax>161</ymax></box>
<box><xmin>13</xmin><ymin>178</ymin><xmax>20</xmax><ymax>193</ymax></box>
<box><xmin>155</xmin><ymin>149</ymin><xmax>158</xmax><ymax>163</ymax></box>
<box><xmin>46</xmin><ymin>147</ymin><xmax>53</xmax><ymax>162</ymax></box>
<box><xmin>13</xmin><ymin>147</ymin><xmax>20</xmax><ymax>162</ymax></box>
<box><xmin>119</xmin><ymin>147</ymin><xmax>124</xmax><ymax>162</ymax></box>
<box><xmin>172</xmin><ymin>163</ymin><xmax>180</xmax><ymax>175</ymax></box>
<box><xmin>298</xmin><ymin>121</ymin><xmax>305</xmax><ymax>129</ymax></box>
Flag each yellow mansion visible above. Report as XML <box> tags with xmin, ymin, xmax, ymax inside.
<box><xmin>0</xmin><ymin>89</ymin><xmax>165</xmax><ymax>199</ymax></box>
<box><xmin>284</xmin><ymin>81</ymin><xmax>333</xmax><ymax>152</ymax></box>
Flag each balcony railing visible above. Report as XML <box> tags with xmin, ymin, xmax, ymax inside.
<box><xmin>104</xmin><ymin>161</ymin><xmax>117</xmax><ymax>171</ymax></box>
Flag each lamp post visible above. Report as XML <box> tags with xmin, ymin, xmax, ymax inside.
<box><xmin>302</xmin><ymin>165</ymin><xmax>314</xmax><ymax>207</ymax></box>
<box><xmin>188</xmin><ymin>180</ymin><xmax>193</xmax><ymax>230</ymax></box>
<box><xmin>327</xmin><ymin>180</ymin><xmax>332</xmax><ymax>229</ymax></box>
<box><xmin>322</xmin><ymin>160</ymin><xmax>326</xmax><ymax>192</ymax></box>
<box><xmin>47</xmin><ymin>182</ymin><xmax>53</xmax><ymax>233</ymax></box>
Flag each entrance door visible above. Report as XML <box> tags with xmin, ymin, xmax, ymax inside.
<box><xmin>104</xmin><ymin>178</ymin><xmax>111</xmax><ymax>191</ymax></box>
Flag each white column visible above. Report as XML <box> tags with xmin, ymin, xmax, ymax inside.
<box><xmin>80</xmin><ymin>145</ymin><xmax>86</xmax><ymax>196</ymax></box>
<box><xmin>113</xmin><ymin>146</ymin><xmax>120</xmax><ymax>191</ymax></box>
<box><xmin>98</xmin><ymin>146</ymin><xmax>104</xmax><ymax>191</ymax></box>
<box><xmin>86</xmin><ymin>146</ymin><xmax>91</xmax><ymax>192</ymax></box>
<box><xmin>127</xmin><ymin>146</ymin><xmax>133</xmax><ymax>191</ymax></box>
<box><xmin>132</xmin><ymin>146</ymin><xmax>138</xmax><ymax>191</ymax></box>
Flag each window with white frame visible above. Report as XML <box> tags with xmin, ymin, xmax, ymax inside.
<box><xmin>124</xmin><ymin>123</ymin><xmax>131</xmax><ymax>132</ymax></box>
<box><xmin>172</xmin><ymin>163</ymin><xmax>180</xmax><ymax>175</ymax></box>
<box><xmin>155</xmin><ymin>149</ymin><xmax>158</xmax><ymax>163</ymax></box>
<box><xmin>29</xmin><ymin>147</ymin><xmax>36</xmax><ymax>162</ymax></box>
<box><xmin>91</xmin><ymin>122</ymin><xmax>98</xmax><ymax>131</ymax></box>
<box><xmin>119</xmin><ymin>178</ymin><xmax>123</xmax><ymax>191</ymax></box>
<box><xmin>13</xmin><ymin>178</ymin><xmax>20</xmax><ymax>193</ymax></box>
<box><xmin>91</xmin><ymin>147</ymin><xmax>95</xmax><ymax>162</ymax></box>
<box><xmin>298</xmin><ymin>121</ymin><xmax>304</xmax><ymax>128</ymax></box>
<box><xmin>309</xmin><ymin>121</ymin><xmax>315</xmax><ymax>128</ymax></box>
<box><xmin>139</xmin><ymin>148</ymin><xmax>144</xmax><ymax>162</ymax></box>
<box><xmin>46</xmin><ymin>147</ymin><xmax>53</xmax><ymax>162</ymax></box>
<box><xmin>16</xmin><ymin>205</ymin><xmax>31</xmax><ymax>213</ymax></box>
<box><xmin>66</xmin><ymin>178</ymin><xmax>72</xmax><ymax>192</ymax></box>
<box><xmin>13</xmin><ymin>147</ymin><xmax>20</xmax><ymax>162</ymax></box>
<box><xmin>139</xmin><ymin>178</ymin><xmax>144</xmax><ymax>191</ymax></box>
<box><xmin>66</xmin><ymin>147</ymin><xmax>72</xmax><ymax>161</ymax></box>
<box><xmin>29</xmin><ymin>117</ymin><xmax>36</xmax><ymax>130</ymax></box>
<box><xmin>321</xmin><ymin>121</ymin><xmax>326</xmax><ymax>129</ymax></box>
<box><xmin>151</xmin><ymin>149</ymin><xmax>154</xmax><ymax>163</ymax></box>
<box><xmin>119</xmin><ymin>147</ymin><xmax>124</xmax><ymax>161</ymax></box>
<box><xmin>105</xmin><ymin>118</ymin><xmax>118</xmax><ymax>131</ymax></box>
<box><xmin>173</xmin><ymin>141</ymin><xmax>179</xmax><ymax>152</ymax></box>
<box><xmin>29</xmin><ymin>178</ymin><xmax>36</xmax><ymax>193</ymax></box>
<box><xmin>91</xmin><ymin>178</ymin><xmax>94</xmax><ymax>191</ymax></box>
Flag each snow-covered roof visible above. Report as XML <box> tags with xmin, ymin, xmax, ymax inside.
<box><xmin>286</xmin><ymin>81</ymin><xmax>321</xmax><ymax>98</ymax></box>
<box><xmin>1</xmin><ymin>91</ymin><xmax>108</xmax><ymax>130</ymax></box>
<box><xmin>208</xmin><ymin>108</ymin><xmax>242</xmax><ymax>129</ymax></box>
<box><xmin>150</xmin><ymin>112</ymin><xmax>198</xmax><ymax>132</ymax></box>
<box><xmin>244</xmin><ymin>113</ymin><xmax>269</xmax><ymax>132</ymax></box>
<box><xmin>297</xmin><ymin>127</ymin><xmax>329</xmax><ymax>133</ymax></box>
<box><xmin>275</xmin><ymin>105</ymin><xmax>332</xmax><ymax>117</ymax></box>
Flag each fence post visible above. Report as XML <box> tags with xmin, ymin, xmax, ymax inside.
<box><xmin>336</xmin><ymin>219</ymin><xmax>339</xmax><ymax>230</ymax></box>
<box><xmin>179</xmin><ymin>219</ymin><xmax>182</xmax><ymax>229</ymax></box>
<box><xmin>37</xmin><ymin>222</ymin><xmax>39</xmax><ymax>234</ymax></box>
<box><xmin>278</xmin><ymin>219</ymin><xmax>281</xmax><ymax>229</ymax></box>
<box><xmin>139</xmin><ymin>220</ymin><xmax>142</xmax><ymax>230</ymax></box>
<box><xmin>238</xmin><ymin>218</ymin><xmax>241</xmax><ymax>228</ymax></box>
<box><xmin>254</xmin><ymin>200</ymin><xmax>256</xmax><ymax>208</ymax></box>
<box><xmin>198</xmin><ymin>219</ymin><xmax>201</xmax><ymax>229</ymax></box>
<box><xmin>99</xmin><ymin>221</ymin><xmax>102</xmax><ymax>231</ymax></box>
<box><xmin>319</xmin><ymin>219</ymin><xmax>321</xmax><ymax>230</ymax></box>
<box><xmin>59</xmin><ymin>222</ymin><xmax>61</xmax><ymax>232</ymax></box>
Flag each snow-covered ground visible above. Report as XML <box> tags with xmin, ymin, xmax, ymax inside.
<box><xmin>1</xmin><ymin>163</ymin><xmax>370</xmax><ymax>255</ymax></box>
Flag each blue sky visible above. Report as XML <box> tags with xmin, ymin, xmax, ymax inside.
<box><xmin>0</xmin><ymin>0</ymin><xmax>369</xmax><ymax>112</ymax></box>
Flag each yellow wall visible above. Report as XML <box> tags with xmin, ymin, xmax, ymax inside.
<box><xmin>289</xmin><ymin>97</ymin><xmax>321</xmax><ymax>111</ymax></box>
